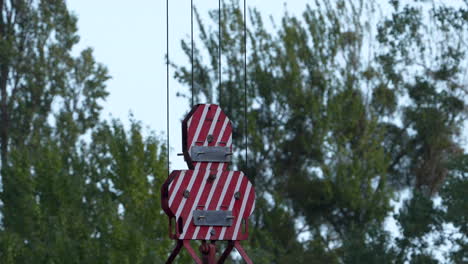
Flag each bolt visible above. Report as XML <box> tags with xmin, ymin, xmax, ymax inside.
<box><xmin>207</xmin><ymin>134</ymin><xmax>214</xmax><ymax>143</ymax></box>
<box><xmin>183</xmin><ymin>190</ymin><xmax>190</xmax><ymax>198</ymax></box>
<box><xmin>234</xmin><ymin>192</ymin><xmax>241</xmax><ymax>200</ymax></box>
<box><xmin>208</xmin><ymin>174</ymin><xmax>217</xmax><ymax>182</ymax></box>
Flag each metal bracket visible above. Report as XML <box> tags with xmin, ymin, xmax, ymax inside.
<box><xmin>190</xmin><ymin>146</ymin><xmax>232</xmax><ymax>162</ymax></box>
<box><xmin>193</xmin><ymin>210</ymin><xmax>234</xmax><ymax>226</ymax></box>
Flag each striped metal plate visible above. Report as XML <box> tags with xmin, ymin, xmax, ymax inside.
<box><xmin>162</xmin><ymin>169</ymin><xmax>255</xmax><ymax>241</ymax></box>
<box><xmin>162</xmin><ymin>104</ymin><xmax>255</xmax><ymax>241</ymax></box>
<box><xmin>182</xmin><ymin>104</ymin><xmax>232</xmax><ymax>170</ymax></box>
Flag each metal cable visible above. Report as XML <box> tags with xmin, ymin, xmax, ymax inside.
<box><xmin>244</xmin><ymin>0</ymin><xmax>248</xmax><ymax>170</ymax></box>
<box><xmin>218</xmin><ymin>0</ymin><xmax>221</xmax><ymax>100</ymax></box>
<box><xmin>166</xmin><ymin>0</ymin><xmax>170</xmax><ymax>175</ymax></box>
<box><xmin>191</xmin><ymin>0</ymin><xmax>194</xmax><ymax>107</ymax></box>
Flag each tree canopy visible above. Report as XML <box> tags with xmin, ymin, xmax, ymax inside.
<box><xmin>0</xmin><ymin>0</ymin><xmax>467</xmax><ymax>263</ymax></box>
<box><xmin>0</xmin><ymin>1</ymin><xmax>172</xmax><ymax>263</ymax></box>
<box><xmin>174</xmin><ymin>0</ymin><xmax>468</xmax><ymax>262</ymax></box>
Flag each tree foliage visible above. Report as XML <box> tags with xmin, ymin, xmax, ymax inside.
<box><xmin>175</xmin><ymin>0</ymin><xmax>468</xmax><ymax>262</ymax></box>
<box><xmin>0</xmin><ymin>0</ymin><xmax>467</xmax><ymax>263</ymax></box>
<box><xmin>0</xmin><ymin>1</ymin><xmax>173</xmax><ymax>263</ymax></box>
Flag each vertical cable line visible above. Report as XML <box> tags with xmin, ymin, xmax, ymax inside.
<box><xmin>191</xmin><ymin>0</ymin><xmax>194</xmax><ymax>107</ymax></box>
<box><xmin>244</xmin><ymin>0</ymin><xmax>248</xmax><ymax>170</ymax></box>
<box><xmin>166</xmin><ymin>0</ymin><xmax>170</xmax><ymax>176</ymax></box>
<box><xmin>218</xmin><ymin>0</ymin><xmax>221</xmax><ymax>97</ymax></box>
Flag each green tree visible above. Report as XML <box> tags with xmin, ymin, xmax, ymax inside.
<box><xmin>175</xmin><ymin>0</ymin><xmax>468</xmax><ymax>262</ymax></box>
<box><xmin>440</xmin><ymin>154</ymin><xmax>468</xmax><ymax>263</ymax></box>
<box><xmin>0</xmin><ymin>1</ymin><xmax>173</xmax><ymax>263</ymax></box>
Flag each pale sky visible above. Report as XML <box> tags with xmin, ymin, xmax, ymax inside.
<box><xmin>67</xmin><ymin>0</ymin><xmax>309</xmax><ymax>170</ymax></box>
<box><xmin>67</xmin><ymin>0</ymin><xmax>467</xmax><ymax>171</ymax></box>
<box><xmin>65</xmin><ymin>1</ymin><xmax>466</xmax><ymax>260</ymax></box>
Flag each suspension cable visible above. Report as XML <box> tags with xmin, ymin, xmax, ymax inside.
<box><xmin>191</xmin><ymin>0</ymin><xmax>194</xmax><ymax>107</ymax></box>
<box><xmin>166</xmin><ymin>0</ymin><xmax>170</xmax><ymax>175</ymax></box>
<box><xmin>218</xmin><ymin>0</ymin><xmax>221</xmax><ymax>99</ymax></box>
<box><xmin>244</xmin><ymin>0</ymin><xmax>248</xmax><ymax>170</ymax></box>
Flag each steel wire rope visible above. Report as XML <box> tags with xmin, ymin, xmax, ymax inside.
<box><xmin>243</xmin><ymin>0</ymin><xmax>248</xmax><ymax>172</ymax></box>
<box><xmin>218</xmin><ymin>0</ymin><xmax>221</xmax><ymax>101</ymax></box>
<box><xmin>166</xmin><ymin>0</ymin><xmax>170</xmax><ymax>176</ymax></box>
<box><xmin>191</xmin><ymin>0</ymin><xmax>194</xmax><ymax>107</ymax></box>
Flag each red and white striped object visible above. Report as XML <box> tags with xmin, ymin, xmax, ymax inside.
<box><xmin>162</xmin><ymin>169</ymin><xmax>255</xmax><ymax>240</ymax></box>
<box><xmin>161</xmin><ymin>104</ymin><xmax>255</xmax><ymax>241</ymax></box>
<box><xmin>182</xmin><ymin>104</ymin><xmax>232</xmax><ymax>170</ymax></box>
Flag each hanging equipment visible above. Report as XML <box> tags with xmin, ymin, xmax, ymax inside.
<box><xmin>162</xmin><ymin>1</ymin><xmax>254</xmax><ymax>263</ymax></box>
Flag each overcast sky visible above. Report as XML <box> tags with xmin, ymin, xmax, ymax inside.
<box><xmin>65</xmin><ymin>1</ymin><xmax>466</xmax><ymax>260</ymax></box>
<box><xmin>66</xmin><ymin>0</ymin><xmax>466</xmax><ymax>172</ymax></box>
<box><xmin>66</xmin><ymin>0</ymin><xmax>313</xmax><ymax>170</ymax></box>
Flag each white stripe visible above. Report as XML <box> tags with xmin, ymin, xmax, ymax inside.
<box><xmin>202</xmin><ymin>170</ymin><xmax>224</xmax><ymax>211</ymax></box>
<box><xmin>205</xmin><ymin>171</ymin><xmax>236</xmax><ymax>240</ymax></box>
<box><xmin>249</xmin><ymin>199</ymin><xmax>256</xmax><ymax>215</ymax></box>
<box><xmin>190</xmin><ymin>104</ymin><xmax>210</xmax><ymax>149</ymax></box>
<box><xmin>180</xmin><ymin>164</ymin><xmax>212</xmax><ymax>239</ymax></box>
<box><xmin>205</xmin><ymin>107</ymin><xmax>221</xmax><ymax>146</ymax></box>
<box><xmin>232</xmin><ymin>182</ymin><xmax>252</xmax><ymax>240</ymax></box>
<box><xmin>216</xmin><ymin>117</ymin><xmax>229</xmax><ymax>145</ymax></box>
<box><xmin>197</xmin><ymin>112</ymin><xmax>231</xmax><ymax>238</ymax></box>
<box><xmin>191</xmin><ymin>168</ymin><xmax>223</xmax><ymax>239</ymax></box>
<box><xmin>217</xmin><ymin>172</ymin><xmax>244</xmax><ymax>240</ymax></box>
<box><xmin>187</xmin><ymin>107</ymin><xmax>221</xmax><ymax>238</ymax></box>
<box><xmin>223</xmin><ymin>133</ymin><xmax>232</xmax><ymax>171</ymax></box>
<box><xmin>227</xmin><ymin>133</ymin><xmax>232</xmax><ymax>147</ymax></box>
<box><xmin>217</xmin><ymin>171</ymin><xmax>237</xmax><ymax>210</ymax></box>
<box><xmin>169</xmin><ymin>171</ymin><xmax>186</xmax><ymax>207</ymax></box>
<box><xmin>175</xmin><ymin>163</ymin><xmax>201</xmax><ymax>218</ymax></box>
<box><xmin>187</xmin><ymin>116</ymin><xmax>192</xmax><ymax>129</ymax></box>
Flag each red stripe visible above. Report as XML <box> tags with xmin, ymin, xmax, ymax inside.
<box><xmin>196</xmin><ymin>106</ymin><xmax>213</xmax><ymax>147</ymax></box>
<box><xmin>234</xmin><ymin>184</ymin><xmax>256</xmax><ymax>240</ymax></box>
<box><xmin>175</xmin><ymin>169</ymin><xmax>208</xmax><ymax>238</ymax></box>
<box><xmin>195</xmin><ymin>170</ymin><xmax>231</xmax><ymax>239</ymax></box>
<box><xmin>191</xmin><ymin>105</ymin><xmax>231</xmax><ymax>170</ymax></box>
<box><xmin>208</xmin><ymin>119</ymin><xmax>232</xmax><ymax>172</ymax></box>
<box><xmin>192</xmin><ymin>170</ymin><xmax>227</xmax><ymax>239</ymax></box>
<box><xmin>183</xmin><ymin>168</ymin><xmax>221</xmax><ymax>239</ymax></box>
<box><xmin>168</xmin><ymin>170</ymin><xmax>193</xmax><ymax>216</ymax></box>
<box><xmin>242</xmin><ymin>187</ymin><xmax>256</xmax><ymax>218</ymax></box>
<box><xmin>186</xmin><ymin>106</ymin><xmax>203</xmax><ymax>149</ymax></box>
<box><xmin>241</xmin><ymin>187</ymin><xmax>256</xmax><ymax>239</ymax></box>
<box><xmin>219</xmin><ymin>163</ymin><xmax>229</xmax><ymax>171</ymax></box>
<box><xmin>168</xmin><ymin>170</ymin><xmax>181</xmax><ymax>194</ymax></box>
<box><xmin>210</xmin><ymin>110</ymin><xmax>227</xmax><ymax>147</ymax></box>
<box><xmin>223</xmin><ymin>174</ymin><xmax>249</xmax><ymax>239</ymax></box>
<box><xmin>222</xmin><ymin>122</ymin><xmax>232</xmax><ymax>146</ymax></box>
<box><xmin>180</xmin><ymin>166</ymin><xmax>213</xmax><ymax>238</ymax></box>
<box><xmin>215</xmin><ymin>172</ymin><xmax>243</xmax><ymax>240</ymax></box>
<box><xmin>193</xmin><ymin>107</ymin><xmax>215</xmax><ymax>170</ymax></box>
<box><xmin>204</xmin><ymin>110</ymin><xmax>228</xmax><ymax>170</ymax></box>
<box><xmin>203</xmin><ymin>171</ymin><xmax>239</xmax><ymax>240</ymax></box>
